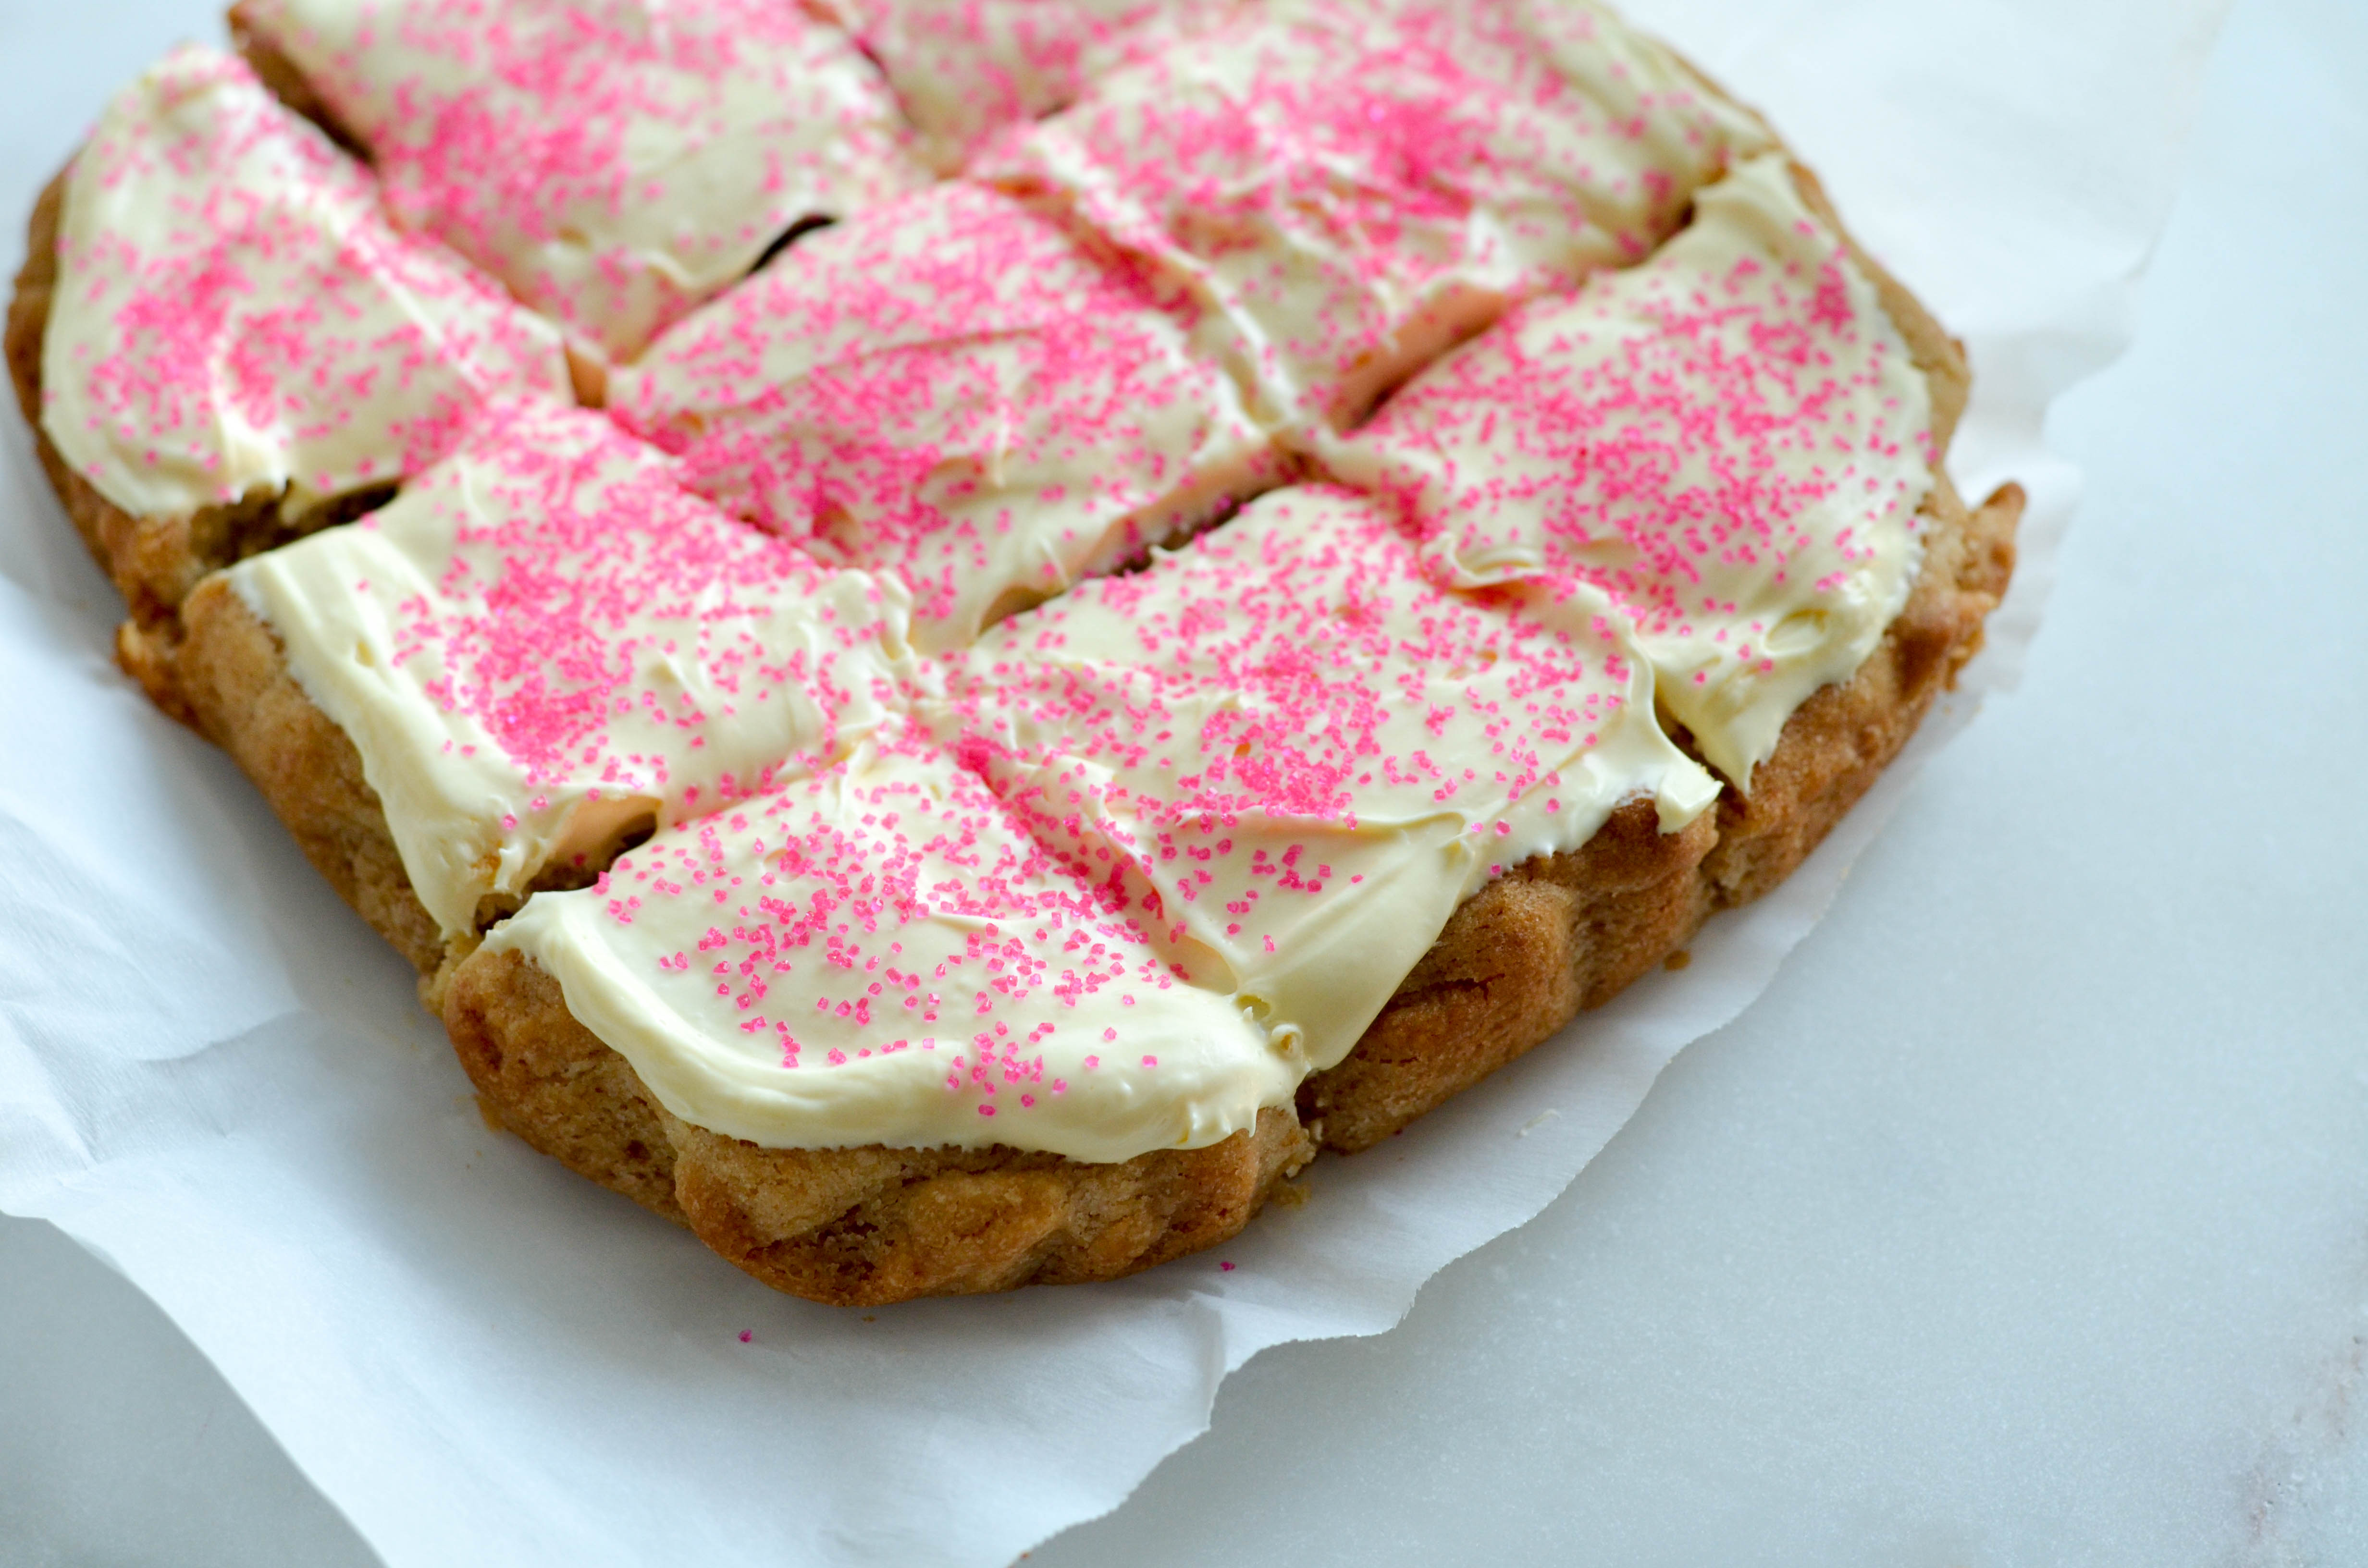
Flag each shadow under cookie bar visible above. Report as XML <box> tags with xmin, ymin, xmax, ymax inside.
<box><xmin>5</xmin><ymin>169</ymin><xmax>395</xmax><ymax>720</ymax></box>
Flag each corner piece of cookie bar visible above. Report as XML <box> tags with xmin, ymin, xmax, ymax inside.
<box><xmin>7</xmin><ymin>44</ymin><xmax>568</xmax><ymax>716</ymax></box>
<box><xmin>230</xmin><ymin>0</ymin><xmax>932</xmax><ymax>360</ymax></box>
<box><xmin>177</xmin><ymin>398</ymin><xmax>913</xmax><ymax>997</ymax></box>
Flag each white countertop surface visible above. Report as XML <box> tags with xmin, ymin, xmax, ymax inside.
<box><xmin>5</xmin><ymin>0</ymin><xmax>2366</xmax><ymax>1562</ymax></box>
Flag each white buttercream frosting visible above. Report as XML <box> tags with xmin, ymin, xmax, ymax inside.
<box><xmin>40</xmin><ymin>45</ymin><xmax>567</xmax><ymax>523</ymax></box>
<box><xmin>1332</xmin><ymin>153</ymin><xmax>1935</xmax><ymax>786</ymax></box>
<box><xmin>232</xmin><ymin>398</ymin><xmax>913</xmax><ymax>936</ymax></box>
<box><xmin>613</xmin><ymin>181</ymin><xmax>1282</xmax><ymax>654</ymax></box>
<box><xmin>236</xmin><ymin>0</ymin><xmax>930</xmax><ymax>360</ymax></box>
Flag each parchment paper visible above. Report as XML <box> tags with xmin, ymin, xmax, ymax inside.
<box><xmin>0</xmin><ymin>3</ymin><xmax>2226</xmax><ymax>1563</ymax></box>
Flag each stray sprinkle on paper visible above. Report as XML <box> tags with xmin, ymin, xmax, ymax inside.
<box><xmin>1518</xmin><ymin>1109</ymin><xmax>1560</xmax><ymax>1138</ymax></box>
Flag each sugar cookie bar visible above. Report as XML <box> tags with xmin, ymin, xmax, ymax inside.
<box><xmin>176</xmin><ymin>398</ymin><xmax>911</xmax><ymax>987</ymax></box>
<box><xmin>4</xmin><ymin>46</ymin><xmax>568</xmax><ymax>714</ymax></box>
<box><xmin>13</xmin><ymin>0</ymin><xmax>2026</xmax><ymax>1307</ymax></box>
<box><xmin>613</xmin><ymin>180</ymin><xmax>1285</xmax><ymax>652</ymax></box>
<box><xmin>229</xmin><ymin>0</ymin><xmax>930</xmax><ymax>360</ymax></box>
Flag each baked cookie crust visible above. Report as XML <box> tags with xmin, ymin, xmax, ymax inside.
<box><xmin>7</xmin><ymin>167</ymin><xmax>393</xmax><ymax>722</ymax></box>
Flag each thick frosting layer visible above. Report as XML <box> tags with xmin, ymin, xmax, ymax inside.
<box><xmin>237</xmin><ymin>0</ymin><xmax>928</xmax><ymax>360</ymax></box>
<box><xmin>233</xmin><ymin>399</ymin><xmax>913</xmax><ymax>937</ymax></box>
<box><xmin>613</xmin><ymin>181</ymin><xmax>1281</xmax><ymax>653</ymax></box>
<box><xmin>495</xmin><ymin>714</ymin><xmax>1295</xmax><ymax>1159</ymax></box>
<box><xmin>823</xmin><ymin>0</ymin><xmax>1244</xmax><ymax>173</ymax></box>
<box><xmin>926</xmin><ymin>484</ymin><xmax>1718</xmax><ymax>1072</ymax></box>
<box><xmin>41</xmin><ymin>45</ymin><xmax>567</xmax><ymax>522</ymax></box>
<box><xmin>1333</xmin><ymin>154</ymin><xmax>1935</xmax><ymax>786</ymax></box>
<box><xmin>973</xmin><ymin>0</ymin><xmax>1771</xmax><ymax>429</ymax></box>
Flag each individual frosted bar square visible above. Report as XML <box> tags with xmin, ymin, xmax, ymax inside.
<box><xmin>493</xmin><ymin>712</ymin><xmax>1293</xmax><ymax>1161</ymax></box>
<box><xmin>233</xmin><ymin>0</ymin><xmax>930</xmax><ymax>360</ymax></box>
<box><xmin>924</xmin><ymin>483</ymin><xmax>1717</xmax><ymax>1071</ymax></box>
<box><xmin>1331</xmin><ymin>155</ymin><xmax>1936</xmax><ymax>787</ymax></box>
<box><xmin>612</xmin><ymin>181</ymin><xmax>1282</xmax><ymax>654</ymax></box>
<box><xmin>39</xmin><ymin>44</ymin><xmax>568</xmax><ymax>538</ymax></box>
<box><xmin>817</xmin><ymin>0</ymin><xmax>1243</xmax><ymax>173</ymax></box>
<box><xmin>229</xmin><ymin>398</ymin><xmax>913</xmax><ymax>937</ymax></box>
<box><xmin>972</xmin><ymin>0</ymin><xmax>1771</xmax><ymax>429</ymax></box>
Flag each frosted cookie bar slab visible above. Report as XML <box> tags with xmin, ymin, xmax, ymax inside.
<box><xmin>15</xmin><ymin>0</ymin><xmax>2028</xmax><ymax>1305</ymax></box>
<box><xmin>232</xmin><ymin>0</ymin><xmax>930</xmax><ymax>360</ymax></box>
